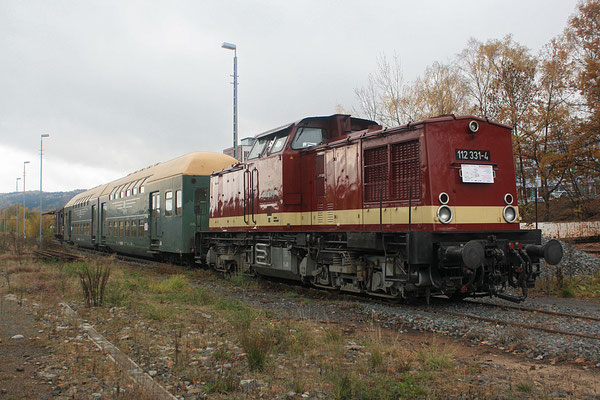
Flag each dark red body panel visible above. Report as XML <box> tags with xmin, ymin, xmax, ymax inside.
<box><xmin>209</xmin><ymin>115</ymin><xmax>519</xmax><ymax>233</ymax></box>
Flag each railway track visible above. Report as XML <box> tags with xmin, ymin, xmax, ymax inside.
<box><xmin>426</xmin><ymin>307</ymin><xmax>600</xmax><ymax>341</ymax></box>
<box><xmin>464</xmin><ymin>299</ymin><xmax>600</xmax><ymax>322</ymax></box>
<box><xmin>33</xmin><ymin>248</ymin><xmax>84</xmax><ymax>262</ymax></box>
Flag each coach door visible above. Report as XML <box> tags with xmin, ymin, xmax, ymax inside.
<box><xmin>66</xmin><ymin>210</ymin><xmax>72</xmax><ymax>241</ymax></box>
<box><xmin>91</xmin><ymin>204</ymin><xmax>96</xmax><ymax>244</ymax></box>
<box><xmin>194</xmin><ymin>188</ymin><xmax>208</xmax><ymax>230</ymax></box>
<box><xmin>150</xmin><ymin>191</ymin><xmax>162</xmax><ymax>248</ymax></box>
<box><xmin>100</xmin><ymin>203</ymin><xmax>106</xmax><ymax>244</ymax></box>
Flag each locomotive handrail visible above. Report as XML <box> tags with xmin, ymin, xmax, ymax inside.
<box><xmin>243</xmin><ymin>169</ymin><xmax>250</xmax><ymax>225</ymax></box>
<box><xmin>251</xmin><ymin>167</ymin><xmax>258</xmax><ymax>224</ymax></box>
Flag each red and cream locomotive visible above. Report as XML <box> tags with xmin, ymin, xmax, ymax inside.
<box><xmin>205</xmin><ymin>114</ymin><xmax>562</xmax><ymax>302</ymax></box>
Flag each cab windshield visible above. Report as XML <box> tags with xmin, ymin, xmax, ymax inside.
<box><xmin>247</xmin><ymin>137</ymin><xmax>270</xmax><ymax>159</ymax></box>
<box><xmin>247</xmin><ymin>129</ymin><xmax>290</xmax><ymax>159</ymax></box>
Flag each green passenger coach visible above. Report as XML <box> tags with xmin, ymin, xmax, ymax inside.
<box><xmin>62</xmin><ymin>152</ymin><xmax>236</xmax><ymax>261</ymax></box>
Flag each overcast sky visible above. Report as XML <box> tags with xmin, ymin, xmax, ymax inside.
<box><xmin>0</xmin><ymin>0</ymin><xmax>579</xmax><ymax>195</ymax></box>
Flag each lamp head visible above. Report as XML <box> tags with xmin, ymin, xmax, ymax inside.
<box><xmin>41</xmin><ymin>134</ymin><xmax>49</xmax><ymax>138</ymax></box>
<box><xmin>221</xmin><ymin>42</ymin><xmax>236</xmax><ymax>50</ymax></box>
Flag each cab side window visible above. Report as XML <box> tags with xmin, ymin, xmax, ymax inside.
<box><xmin>291</xmin><ymin>127</ymin><xmax>324</xmax><ymax>149</ymax></box>
<box><xmin>268</xmin><ymin>135</ymin><xmax>288</xmax><ymax>154</ymax></box>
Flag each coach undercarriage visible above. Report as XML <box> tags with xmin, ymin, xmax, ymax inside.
<box><xmin>201</xmin><ymin>230</ymin><xmax>562</xmax><ymax>303</ymax></box>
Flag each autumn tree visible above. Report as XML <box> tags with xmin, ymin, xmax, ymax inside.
<box><xmin>566</xmin><ymin>0</ymin><xmax>600</xmax><ymax>188</ymax></box>
<box><xmin>530</xmin><ymin>38</ymin><xmax>576</xmax><ymax>217</ymax></box>
<box><xmin>459</xmin><ymin>38</ymin><xmax>502</xmax><ymax>119</ymax></box>
<box><xmin>412</xmin><ymin>61</ymin><xmax>470</xmax><ymax>119</ymax></box>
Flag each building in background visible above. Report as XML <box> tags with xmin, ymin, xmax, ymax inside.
<box><xmin>223</xmin><ymin>137</ymin><xmax>255</xmax><ymax>162</ymax></box>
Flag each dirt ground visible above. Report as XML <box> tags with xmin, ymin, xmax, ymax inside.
<box><xmin>1</xmin><ymin>254</ymin><xmax>599</xmax><ymax>399</ymax></box>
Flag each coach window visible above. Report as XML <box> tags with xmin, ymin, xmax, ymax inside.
<box><xmin>125</xmin><ymin>220</ymin><xmax>130</xmax><ymax>236</ymax></box>
<box><xmin>165</xmin><ymin>191</ymin><xmax>173</xmax><ymax>216</ymax></box>
<box><xmin>133</xmin><ymin>187</ymin><xmax>138</xmax><ymax>195</ymax></box>
<box><xmin>175</xmin><ymin>190</ymin><xmax>182</xmax><ymax>215</ymax></box>
<box><xmin>291</xmin><ymin>127</ymin><xmax>324</xmax><ymax>149</ymax></box>
<box><xmin>138</xmin><ymin>219</ymin><xmax>145</xmax><ymax>237</ymax></box>
<box><xmin>126</xmin><ymin>189</ymin><xmax>131</xmax><ymax>197</ymax></box>
<box><xmin>131</xmin><ymin>220</ymin><xmax>137</xmax><ymax>237</ymax></box>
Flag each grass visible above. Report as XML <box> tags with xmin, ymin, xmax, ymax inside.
<box><xmin>228</xmin><ymin>271</ymin><xmax>257</xmax><ymax>289</ymax></box>
<box><xmin>515</xmin><ymin>380</ymin><xmax>534</xmax><ymax>393</ymax></box>
<box><xmin>324</xmin><ymin>327</ymin><xmax>343</xmax><ymax>344</ymax></box>
<box><xmin>535</xmin><ymin>270</ymin><xmax>600</xmax><ymax>299</ymax></box>
<box><xmin>416</xmin><ymin>341</ymin><xmax>455</xmax><ymax>371</ymax></box>
<box><xmin>148</xmin><ymin>274</ymin><xmax>188</xmax><ymax>293</ymax></box>
<box><xmin>0</xmin><ymin>244</ymin><xmax>494</xmax><ymax>399</ymax></box>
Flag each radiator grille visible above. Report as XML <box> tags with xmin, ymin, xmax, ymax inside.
<box><xmin>364</xmin><ymin>146</ymin><xmax>388</xmax><ymax>202</ymax></box>
<box><xmin>364</xmin><ymin>140</ymin><xmax>420</xmax><ymax>202</ymax></box>
<box><xmin>391</xmin><ymin>140</ymin><xmax>421</xmax><ymax>200</ymax></box>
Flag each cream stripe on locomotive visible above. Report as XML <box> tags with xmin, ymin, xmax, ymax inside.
<box><xmin>209</xmin><ymin>205</ymin><xmax>517</xmax><ymax>228</ymax></box>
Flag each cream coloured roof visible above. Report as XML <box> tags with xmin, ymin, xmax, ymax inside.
<box><xmin>64</xmin><ymin>152</ymin><xmax>237</xmax><ymax>207</ymax></box>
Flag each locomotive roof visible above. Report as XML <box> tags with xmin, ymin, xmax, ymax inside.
<box><xmin>254</xmin><ymin>114</ymin><xmax>378</xmax><ymax>139</ymax></box>
<box><xmin>64</xmin><ymin>152</ymin><xmax>237</xmax><ymax>207</ymax></box>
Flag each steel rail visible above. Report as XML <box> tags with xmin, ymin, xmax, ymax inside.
<box><xmin>465</xmin><ymin>299</ymin><xmax>600</xmax><ymax>322</ymax></box>
<box><xmin>427</xmin><ymin>308</ymin><xmax>600</xmax><ymax>341</ymax></box>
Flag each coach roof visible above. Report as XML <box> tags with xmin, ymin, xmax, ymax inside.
<box><xmin>65</xmin><ymin>152</ymin><xmax>237</xmax><ymax>207</ymax></box>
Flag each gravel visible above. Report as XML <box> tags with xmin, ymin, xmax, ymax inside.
<box><xmin>215</xmin><ymin>275</ymin><xmax>600</xmax><ymax>367</ymax></box>
<box><xmin>362</xmin><ymin>297</ymin><xmax>600</xmax><ymax>364</ymax></box>
<box><xmin>541</xmin><ymin>237</ymin><xmax>600</xmax><ymax>277</ymax></box>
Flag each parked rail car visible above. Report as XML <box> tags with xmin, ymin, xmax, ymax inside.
<box><xmin>206</xmin><ymin>114</ymin><xmax>563</xmax><ymax>302</ymax></box>
<box><xmin>59</xmin><ymin>152</ymin><xmax>236</xmax><ymax>260</ymax></box>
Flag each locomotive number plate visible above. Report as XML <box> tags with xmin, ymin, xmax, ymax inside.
<box><xmin>455</xmin><ymin>149</ymin><xmax>490</xmax><ymax>161</ymax></box>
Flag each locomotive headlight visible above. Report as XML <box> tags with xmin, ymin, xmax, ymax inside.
<box><xmin>438</xmin><ymin>192</ymin><xmax>450</xmax><ymax>205</ymax></box>
<box><xmin>504</xmin><ymin>193</ymin><xmax>514</xmax><ymax>205</ymax></box>
<box><xmin>437</xmin><ymin>205</ymin><xmax>453</xmax><ymax>224</ymax></box>
<box><xmin>503</xmin><ymin>205</ymin><xmax>517</xmax><ymax>223</ymax></box>
<box><xmin>468</xmin><ymin>120</ymin><xmax>479</xmax><ymax>134</ymax></box>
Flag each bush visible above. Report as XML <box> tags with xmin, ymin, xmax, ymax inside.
<box><xmin>239</xmin><ymin>329</ymin><xmax>271</xmax><ymax>371</ymax></box>
<box><xmin>78</xmin><ymin>259</ymin><xmax>111</xmax><ymax>307</ymax></box>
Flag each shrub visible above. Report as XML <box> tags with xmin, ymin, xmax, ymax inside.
<box><xmin>240</xmin><ymin>329</ymin><xmax>271</xmax><ymax>371</ymax></box>
<box><xmin>78</xmin><ymin>259</ymin><xmax>111</xmax><ymax>307</ymax></box>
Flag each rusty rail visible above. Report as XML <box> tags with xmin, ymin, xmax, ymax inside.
<box><xmin>427</xmin><ymin>308</ymin><xmax>600</xmax><ymax>341</ymax></box>
<box><xmin>33</xmin><ymin>249</ymin><xmax>83</xmax><ymax>262</ymax></box>
<box><xmin>465</xmin><ymin>300</ymin><xmax>600</xmax><ymax>322</ymax></box>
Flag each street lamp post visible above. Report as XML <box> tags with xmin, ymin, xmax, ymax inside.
<box><xmin>221</xmin><ymin>42</ymin><xmax>238</xmax><ymax>160</ymax></box>
<box><xmin>40</xmin><ymin>134</ymin><xmax>50</xmax><ymax>246</ymax></box>
<box><xmin>23</xmin><ymin>160</ymin><xmax>30</xmax><ymax>238</ymax></box>
<box><xmin>16</xmin><ymin>177</ymin><xmax>21</xmax><ymax>238</ymax></box>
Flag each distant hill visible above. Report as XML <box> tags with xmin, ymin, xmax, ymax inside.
<box><xmin>0</xmin><ymin>190</ymin><xmax>85</xmax><ymax>212</ymax></box>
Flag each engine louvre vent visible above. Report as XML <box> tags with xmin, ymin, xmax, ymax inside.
<box><xmin>363</xmin><ymin>140</ymin><xmax>420</xmax><ymax>203</ymax></box>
